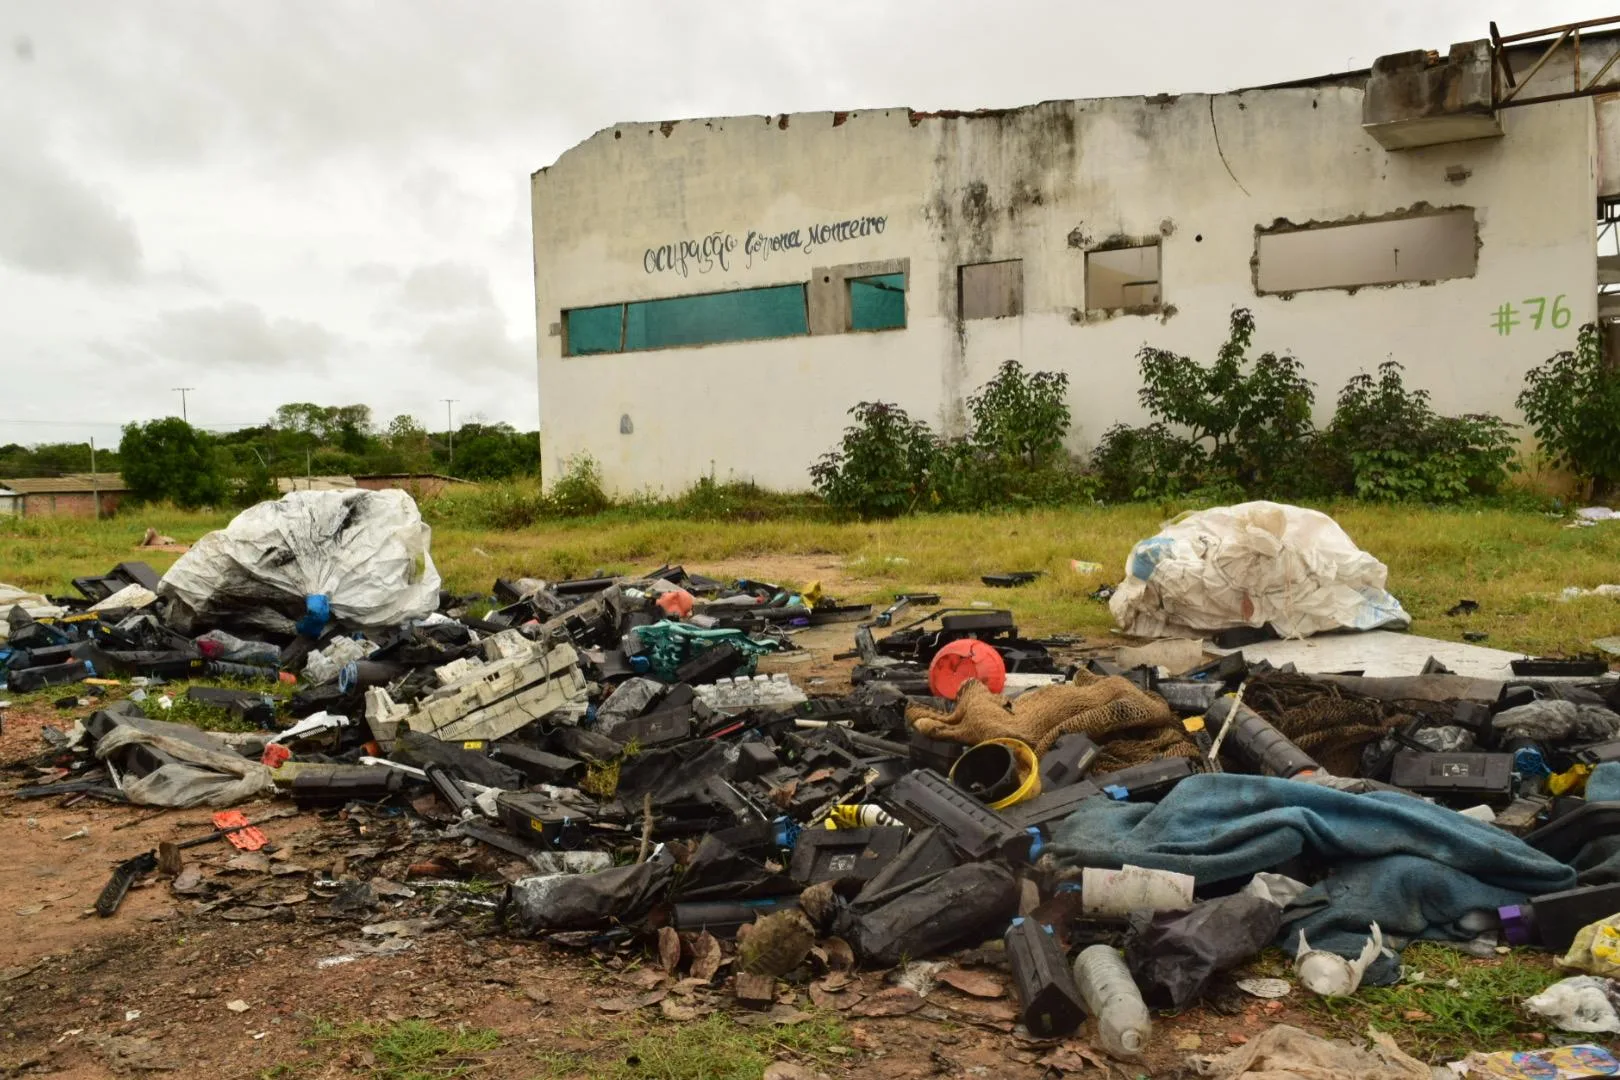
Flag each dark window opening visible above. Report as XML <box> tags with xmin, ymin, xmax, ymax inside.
<box><xmin>848</xmin><ymin>272</ymin><xmax>906</xmax><ymax>331</ymax></box>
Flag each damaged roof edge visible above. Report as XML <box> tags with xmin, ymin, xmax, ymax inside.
<box><xmin>532</xmin><ymin>26</ymin><xmax>1620</xmax><ymax>176</ymax></box>
<box><xmin>533</xmin><ymin>93</ymin><xmax>1231</xmax><ymax>175</ymax></box>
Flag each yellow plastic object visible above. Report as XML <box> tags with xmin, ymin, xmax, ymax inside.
<box><xmin>800</xmin><ymin>580</ymin><xmax>823</xmax><ymax>612</ymax></box>
<box><xmin>1549</xmin><ymin>764</ymin><xmax>1592</xmax><ymax>797</ymax></box>
<box><xmin>1561</xmin><ymin>913</ymin><xmax>1620</xmax><ymax>977</ymax></box>
<box><xmin>949</xmin><ymin>737</ymin><xmax>1042</xmax><ymax>810</ymax></box>
<box><xmin>825</xmin><ymin>804</ymin><xmax>901</xmax><ymax>829</ymax></box>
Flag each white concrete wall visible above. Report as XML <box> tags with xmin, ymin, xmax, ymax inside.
<box><xmin>532</xmin><ymin>87</ymin><xmax>1597</xmax><ymax>495</ymax></box>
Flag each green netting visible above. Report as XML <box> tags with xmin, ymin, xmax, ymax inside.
<box><xmin>624</xmin><ymin>285</ymin><xmax>807</xmax><ymax>350</ymax></box>
<box><xmin>849</xmin><ymin>273</ymin><xmax>906</xmax><ymax>331</ymax></box>
<box><xmin>564</xmin><ymin>304</ymin><xmax>624</xmax><ymax>355</ymax></box>
<box><xmin>631</xmin><ymin>620</ymin><xmax>778</xmax><ymax>681</ymax></box>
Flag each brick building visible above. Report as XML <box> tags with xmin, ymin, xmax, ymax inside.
<box><xmin>0</xmin><ymin>475</ymin><xmax>127</xmax><ymax>518</ymax></box>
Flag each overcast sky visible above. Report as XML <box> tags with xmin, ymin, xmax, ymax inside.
<box><xmin>1</xmin><ymin>0</ymin><xmax>1612</xmax><ymax>451</ymax></box>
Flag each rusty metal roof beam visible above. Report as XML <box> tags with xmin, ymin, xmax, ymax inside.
<box><xmin>1489</xmin><ymin>15</ymin><xmax>1620</xmax><ymax>107</ymax></box>
<box><xmin>1494</xmin><ymin>15</ymin><xmax>1620</xmax><ymax>45</ymax></box>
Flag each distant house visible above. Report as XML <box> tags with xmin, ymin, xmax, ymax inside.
<box><xmin>0</xmin><ymin>474</ymin><xmax>127</xmax><ymax>518</ymax></box>
<box><xmin>353</xmin><ymin>474</ymin><xmax>475</xmax><ymax>499</ymax></box>
<box><xmin>276</xmin><ymin>475</ymin><xmax>358</xmax><ymax>494</ymax></box>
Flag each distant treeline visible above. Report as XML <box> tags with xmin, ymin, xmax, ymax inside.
<box><xmin>2</xmin><ymin>403</ymin><xmax>539</xmax><ymax>509</ymax></box>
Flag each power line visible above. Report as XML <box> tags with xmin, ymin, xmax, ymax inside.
<box><xmin>0</xmin><ymin>418</ymin><xmax>128</xmax><ymax>427</ymax></box>
<box><xmin>0</xmin><ymin>418</ymin><xmax>271</xmax><ymax>432</ymax></box>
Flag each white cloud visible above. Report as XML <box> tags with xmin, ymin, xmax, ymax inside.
<box><xmin>396</xmin><ymin>261</ymin><xmax>496</xmax><ymax>314</ymax></box>
<box><xmin>0</xmin><ymin>144</ymin><xmax>142</xmax><ymax>283</ymax></box>
<box><xmin>131</xmin><ymin>301</ymin><xmax>340</xmax><ymax>369</ymax></box>
<box><xmin>414</xmin><ymin>308</ymin><xmax>532</xmax><ymax>377</ymax></box>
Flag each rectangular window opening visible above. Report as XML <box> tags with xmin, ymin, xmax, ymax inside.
<box><xmin>848</xmin><ymin>272</ymin><xmax>907</xmax><ymax>331</ymax></box>
<box><xmin>960</xmin><ymin>260</ymin><xmax>1024</xmax><ymax>320</ymax></box>
<box><xmin>1086</xmin><ymin>244</ymin><xmax>1161</xmax><ymax>312</ymax></box>
<box><xmin>563</xmin><ymin>283</ymin><xmax>809</xmax><ymax>356</ymax></box>
<box><xmin>1256</xmin><ymin>209</ymin><xmax>1476</xmax><ymax>294</ymax></box>
<box><xmin>562</xmin><ymin>304</ymin><xmax>624</xmax><ymax>356</ymax></box>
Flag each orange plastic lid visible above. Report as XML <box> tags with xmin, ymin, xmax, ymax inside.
<box><xmin>928</xmin><ymin>639</ymin><xmax>1007</xmax><ymax>699</ymax></box>
<box><xmin>656</xmin><ymin>589</ymin><xmax>695</xmax><ymax>619</ymax></box>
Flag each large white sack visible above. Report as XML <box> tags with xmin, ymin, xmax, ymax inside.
<box><xmin>159</xmin><ymin>489</ymin><xmax>441</xmax><ymax>636</ymax></box>
<box><xmin>0</xmin><ymin>584</ymin><xmax>65</xmax><ymax>641</ymax></box>
<box><xmin>1108</xmin><ymin>501</ymin><xmax>1409</xmax><ymax>640</ymax></box>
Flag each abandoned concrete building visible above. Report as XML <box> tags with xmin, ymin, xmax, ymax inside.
<box><xmin>532</xmin><ymin>20</ymin><xmax>1620</xmax><ymax>494</ymax></box>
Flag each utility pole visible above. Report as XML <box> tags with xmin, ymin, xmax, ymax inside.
<box><xmin>89</xmin><ymin>437</ymin><xmax>100</xmax><ymax>521</ymax></box>
<box><xmin>441</xmin><ymin>398</ymin><xmax>458</xmax><ymax>472</ymax></box>
<box><xmin>172</xmin><ymin>387</ymin><xmax>194</xmax><ymax>423</ymax></box>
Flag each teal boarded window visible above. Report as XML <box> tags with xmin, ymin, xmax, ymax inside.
<box><xmin>625</xmin><ymin>284</ymin><xmax>807</xmax><ymax>350</ymax></box>
<box><xmin>848</xmin><ymin>272</ymin><xmax>906</xmax><ymax>331</ymax></box>
<box><xmin>563</xmin><ymin>284</ymin><xmax>809</xmax><ymax>356</ymax></box>
<box><xmin>563</xmin><ymin>304</ymin><xmax>625</xmax><ymax>355</ymax></box>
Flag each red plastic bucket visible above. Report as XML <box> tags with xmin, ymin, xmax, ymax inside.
<box><xmin>928</xmin><ymin>639</ymin><xmax>1007</xmax><ymax>699</ymax></box>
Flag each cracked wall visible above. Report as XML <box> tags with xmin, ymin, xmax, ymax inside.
<box><xmin>533</xmin><ymin>89</ymin><xmax>1597</xmax><ymax>495</ymax></box>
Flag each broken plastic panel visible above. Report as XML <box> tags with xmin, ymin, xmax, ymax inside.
<box><xmin>877</xmin><ymin>769</ymin><xmax>1034</xmax><ymax>862</ymax></box>
<box><xmin>788</xmin><ymin>826</ymin><xmax>906</xmax><ymax>884</ymax></box>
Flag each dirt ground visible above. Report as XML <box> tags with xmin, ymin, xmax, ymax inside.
<box><xmin>0</xmin><ymin>753</ymin><xmax>1323</xmax><ymax>1080</ymax></box>
<box><xmin>0</xmin><ymin>564</ymin><xmax>1399</xmax><ymax>1079</ymax></box>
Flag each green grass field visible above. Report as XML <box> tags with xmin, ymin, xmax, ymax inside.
<box><xmin>5</xmin><ymin>499</ymin><xmax>1620</xmax><ymax>655</ymax></box>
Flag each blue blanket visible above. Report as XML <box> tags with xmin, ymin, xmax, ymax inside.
<box><xmin>1588</xmin><ymin>762</ymin><xmax>1620</xmax><ymax>802</ymax></box>
<box><xmin>1568</xmin><ymin>763</ymin><xmax>1620</xmax><ymax>885</ymax></box>
<box><xmin>1048</xmin><ymin>774</ymin><xmax>1576</xmax><ymax>969</ymax></box>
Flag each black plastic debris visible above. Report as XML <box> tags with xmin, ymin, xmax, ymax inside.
<box><xmin>982</xmin><ymin>571</ymin><xmax>1043</xmax><ymax>588</ymax></box>
<box><xmin>1006</xmin><ymin>917</ymin><xmax>1085</xmax><ymax>1037</ymax></box>
<box><xmin>842</xmin><ymin>861</ymin><xmax>1020</xmax><ymax>966</ymax></box>
<box><xmin>501</xmin><ymin>852</ymin><xmax>676</xmax><ymax>935</ymax></box>
<box><xmin>1124</xmin><ymin>894</ymin><xmax>1283</xmax><ymax>1008</ymax></box>
<box><xmin>26</xmin><ymin>503</ymin><xmax>1620</xmax><ymax>1055</ymax></box>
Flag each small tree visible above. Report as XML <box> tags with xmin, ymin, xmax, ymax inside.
<box><xmin>119</xmin><ymin>417</ymin><xmax>228</xmax><ymax>508</ymax></box>
<box><xmin>1518</xmin><ymin>323</ymin><xmax>1620</xmax><ymax>497</ymax></box>
<box><xmin>453</xmin><ymin>422</ymin><xmax>542</xmax><ymax>480</ymax></box>
<box><xmin>1325</xmin><ymin>362</ymin><xmax>1516</xmax><ymax>501</ymax></box>
<box><xmin>218</xmin><ymin>445</ymin><xmax>277</xmax><ymax>508</ymax></box>
<box><xmin>966</xmin><ymin>360</ymin><xmax>1071</xmax><ymax>469</ymax></box>
<box><xmin>809</xmin><ymin>402</ymin><xmax>939</xmax><ymax>519</ymax></box>
<box><xmin>1136</xmin><ymin>308</ymin><xmax>1315</xmax><ymax>494</ymax></box>
<box><xmin>1091</xmin><ymin>422</ymin><xmax>1209</xmax><ymax>502</ymax></box>
<box><xmin>385</xmin><ymin>414</ymin><xmax>435</xmax><ymax>473</ymax></box>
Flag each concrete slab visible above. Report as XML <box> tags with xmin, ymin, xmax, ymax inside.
<box><xmin>1212</xmin><ymin>630</ymin><xmax>1527</xmax><ymax>679</ymax></box>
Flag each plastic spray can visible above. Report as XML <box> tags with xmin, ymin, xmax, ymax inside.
<box><xmin>826</xmin><ymin>804</ymin><xmax>903</xmax><ymax>829</ymax></box>
<box><xmin>1072</xmin><ymin>945</ymin><xmax>1151</xmax><ymax>1059</ymax></box>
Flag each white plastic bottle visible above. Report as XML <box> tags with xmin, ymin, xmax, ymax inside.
<box><xmin>1072</xmin><ymin>945</ymin><xmax>1151</xmax><ymax>1058</ymax></box>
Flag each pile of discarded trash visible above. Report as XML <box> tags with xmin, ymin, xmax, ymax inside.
<box><xmin>9</xmin><ymin>493</ymin><xmax>1620</xmax><ymax>1065</ymax></box>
